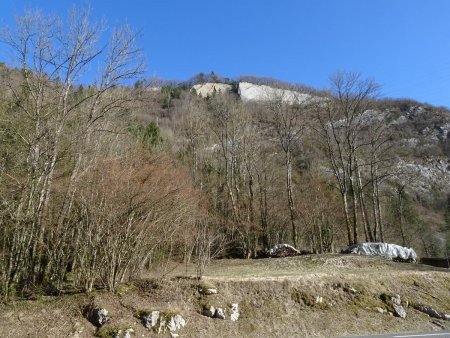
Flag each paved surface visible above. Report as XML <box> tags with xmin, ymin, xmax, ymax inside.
<box><xmin>342</xmin><ymin>331</ymin><xmax>450</xmax><ymax>338</ymax></box>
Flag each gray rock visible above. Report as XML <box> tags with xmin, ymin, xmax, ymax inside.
<box><xmin>202</xmin><ymin>305</ymin><xmax>216</xmax><ymax>318</ymax></box>
<box><xmin>167</xmin><ymin>314</ymin><xmax>186</xmax><ymax>332</ymax></box>
<box><xmin>142</xmin><ymin>310</ymin><xmax>166</xmax><ymax>333</ymax></box>
<box><xmin>214</xmin><ymin>308</ymin><xmax>226</xmax><ymax>320</ymax></box>
<box><xmin>142</xmin><ymin>310</ymin><xmax>160</xmax><ymax>329</ymax></box>
<box><xmin>414</xmin><ymin>305</ymin><xmax>442</xmax><ymax>319</ymax></box>
<box><xmin>391</xmin><ymin>294</ymin><xmax>401</xmax><ymax>305</ymax></box>
<box><xmin>393</xmin><ymin>303</ymin><xmax>407</xmax><ymax>318</ymax></box>
<box><xmin>151</xmin><ymin>311</ymin><xmax>161</xmax><ymax>328</ymax></box>
<box><xmin>443</xmin><ymin>314</ymin><xmax>450</xmax><ymax>321</ymax></box>
<box><xmin>143</xmin><ymin>311</ymin><xmax>185</xmax><ymax>333</ymax></box>
<box><xmin>230</xmin><ymin>303</ymin><xmax>239</xmax><ymax>322</ymax></box>
<box><xmin>86</xmin><ymin>307</ymin><xmax>109</xmax><ymax>327</ymax></box>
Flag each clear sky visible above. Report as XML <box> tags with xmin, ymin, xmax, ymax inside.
<box><xmin>1</xmin><ymin>0</ymin><xmax>450</xmax><ymax>107</ymax></box>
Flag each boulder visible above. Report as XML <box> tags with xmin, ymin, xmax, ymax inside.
<box><xmin>214</xmin><ymin>308</ymin><xmax>226</xmax><ymax>320</ymax></box>
<box><xmin>85</xmin><ymin>306</ymin><xmax>109</xmax><ymax>327</ymax></box>
<box><xmin>414</xmin><ymin>305</ymin><xmax>442</xmax><ymax>319</ymax></box>
<box><xmin>142</xmin><ymin>310</ymin><xmax>185</xmax><ymax>334</ymax></box>
<box><xmin>167</xmin><ymin>314</ymin><xmax>186</xmax><ymax>332</ymax></box>
<box><xmin>202</xmin><ymin>305</ymin><xmax>216</xmax><ymax>318</ymax></box>
<box><xmin>393</xmin><ymin>303</ymin><xmax>407</xmax><ymax>318</ymax></box>
<box><xmin>230</xmin><ymin>303</ymin><xmax>239</xmax><ymax>322</ymax></box>
<box><xmin>142</xmin><ymin>310</ymin><xmax>165</xmax><ymax>333</ymax></box>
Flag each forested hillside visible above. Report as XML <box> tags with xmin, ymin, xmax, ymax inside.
<box><xmin>0</xmin><ymin>9</ymin><xmax>449</xmax><ymax>300</ymax></box>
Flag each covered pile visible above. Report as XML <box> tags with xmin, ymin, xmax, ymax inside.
<box><xmin>263</xmin><ymin>244</ymin><xmax>300</xmax><ymax>258</ymax></box>
<box><xmin>342</xmin><ymin>242</ymin><xmax>417</xmax><ymax>262</ymax></box>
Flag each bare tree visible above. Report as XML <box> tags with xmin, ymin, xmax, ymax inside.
<box><xmin>0</xmin><ymin>7</ymin><xmax>144</xmax><ymax>297</ymax></box>
<box><xmin>314</xmin><ymin>72</ymin><xmax>380</xmax><ymax>245</ymax></box>
<box><xmin>268</xmin><ymin>94</ymin><xmax>306</xmax><ymax>248</ymax></box>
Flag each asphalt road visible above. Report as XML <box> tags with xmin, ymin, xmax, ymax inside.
<box><xmin>342</xmin><ymin>331</ymin><xmax>450</xmax><ymax>338</ymax></box>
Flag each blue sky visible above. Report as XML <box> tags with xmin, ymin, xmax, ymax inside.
<box><xmin>1</xmin><ymin>0</ymin><xmax>450</xmax><ymax>107</ymax></box>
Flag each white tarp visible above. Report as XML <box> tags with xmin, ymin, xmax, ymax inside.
<box><xmin>343</xmin><ymin>242</ymin><xmax>417</xmax><ymax>262</ymax></box>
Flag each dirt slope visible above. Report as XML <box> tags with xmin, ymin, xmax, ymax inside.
<box><xmin>0</xmin><ymin>255</ymin><xmax>449</xmax><ymax>338</ymax></box>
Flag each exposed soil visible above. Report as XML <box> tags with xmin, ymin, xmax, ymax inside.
<box><xmin>0</xmin><ymin>254</ymin><xmax>449</xmax><ymax>337</ymax></box>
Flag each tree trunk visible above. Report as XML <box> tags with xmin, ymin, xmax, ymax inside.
<box><xmin>286</xmin><ymin>151</ymin><xmax>298</xmax><ymax>248</ymax></box>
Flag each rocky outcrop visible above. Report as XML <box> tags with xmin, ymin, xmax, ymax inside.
<box><xmin>192</xmin><ymin>83</ymin><xmax>232</xmax><ymax>97</ymax></box>
<box><xmin>201</xmin><ymin>303</ymin><xmax>240</xmax><ymax>321</ymax></box>
<box><xmin>140</xmin><ymin>310</ymin><xmax>186</xmax><ymax>334</ymax></box>
<box><xmin>238</xmin><ymin>82</ymin><xmax>311</xmax><ymax>104</ymax></box>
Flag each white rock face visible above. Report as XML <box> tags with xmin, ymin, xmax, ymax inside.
<box><xmin>389</xmin><ymin>115</ymin><xmax>408</xmax><ymax>125</ymax></box>
<box><xmin>396</xmin><ymin>159</ymin><xmax>450</xmax><ymax>195</ymax></box>
<box><xmin>238</xmin><ymin>82</ymin><xmax>311</xmax><ymax>104</ymax></box>
<box><xmin>192</xmin><ymin>83</ymin><xmax>232</xmax><ymax>97</ymax></box>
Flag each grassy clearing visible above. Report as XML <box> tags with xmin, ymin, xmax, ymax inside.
<box><xmin>201</xmin><ymin>254</ymin><xmax>447</xmax><ymax>280</ymax></box>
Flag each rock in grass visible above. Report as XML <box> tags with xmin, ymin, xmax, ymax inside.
<box><xmin>167</xmin><ymin>314</ymin><xmax>186</xmax><ymax>332</ymax></box>
<box><xmin>214</xmin><ymin>308</ymin><xmax>226</xmax><ymax>320</ymax></box>
<box><xmin>414</xmin><ymin>305</ymin><xmax>442</xmax><ymax>319</ymax></box>
<box><xmin>393</xmin><ymin>303</ymin><xmax>406</xmax><ymax>318</ymax></box>
<box><xmin>141</xmin><ymin>310</ymin><xmax>185</xmax><ymax>333</ymax></box>
<box><xmin>391</xmin><ymin>294</ymin><xmax>401</xmax><ymax>305</ymax></box>
<box><xmin>85</xmin><ymin>306</ymin><xmax>109</xmax><ymax>327</ymax></box>
<box><xmin>230</xmin><ymin>303</ymin><xmax>239</xmax><ymax>321</ymax></box>
<box><xmin>197</xmin><ymin>285</ymin><xmax>218</xmax><ymax>295</ymax></box>
<box><xmin>202</xmin><ymin>305</ymin><xmax>216</xmax><ymax>318</ymax></box>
